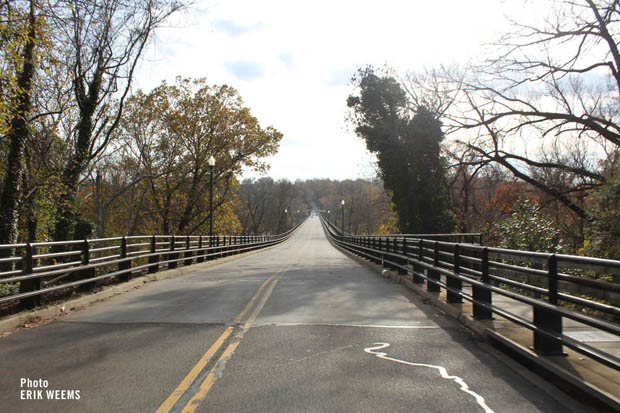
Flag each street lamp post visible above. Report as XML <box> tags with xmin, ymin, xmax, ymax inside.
<box><xmin>341</xmin><ymin>200</ymin><xmax>345</xmax><ymax>236</ymax></box>
<box><xmin>208</xmin><ymin>156</ymin><xmax>215</xmax><ymax>240</ymax></box>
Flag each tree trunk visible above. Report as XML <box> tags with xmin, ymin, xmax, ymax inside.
<box><xmin>0</xmin><ymin>1</ymin><xmax>36</xmax><ymax>247</ymax></box>
<box><xmin>95</xmin><ymin>171</ymin><xmax>105</xmax><ymax>237</ymax></box>
<box><xmin>53</xmin><ymin>62</ymin><xmax>102</xmax><ymax>242</ymax></box>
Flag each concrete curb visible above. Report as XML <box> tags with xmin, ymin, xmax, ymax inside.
<box><xmin>0</xmin><ymin>243</ymin><xmax>281</xmax><ymax>335</ymax></box>
<box><xmin>327</xmin><ymin>236</ymin><xmax>619</xmax><ymax>412</ymax></box>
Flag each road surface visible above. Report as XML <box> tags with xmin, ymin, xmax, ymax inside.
<box><xmin>0</xmin><ymin>217</ymin><xmax>588</xmax><ymax>412</ymax></box>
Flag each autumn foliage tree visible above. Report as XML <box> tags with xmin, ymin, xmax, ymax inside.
<box><xmin>87</xmin><ymin>78</ymin><xmax>282</xmax><ymax>236</ymax></box>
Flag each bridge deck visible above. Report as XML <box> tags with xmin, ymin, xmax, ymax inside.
<box><xmin>0</xmin><ymin>217</ymin><xmax>591</xmax><ymax>412</ymax></box>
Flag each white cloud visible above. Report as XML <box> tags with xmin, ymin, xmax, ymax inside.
<box><xmin>135</xmin><ymin>0</ymin><xmax>525</xmax><ymax>181</ymax></box>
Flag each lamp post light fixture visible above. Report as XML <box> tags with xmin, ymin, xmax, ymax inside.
<box><xmin>208</xmin><ymin>156</ymin><xmax>215</xmax><ymax>238</ymax></box>
<box><xmin>341</xmin><ymin>200</ymin><xmax>345</xmax><ymax>236</ymax></box>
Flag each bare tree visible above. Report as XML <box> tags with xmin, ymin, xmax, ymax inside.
<box><xmin>237</xmin><ymin>178</ymin><xmax>274</xmax><ymax>235</ymax></box>
<box><xmin>405</xmin><ymin>0</ymin><xmax>620</xmax><ymax>223</ymax></box>
<box><xmin>50</xmin><ymin>0</ymin><xmax>185</xmax><ymax>241</ymax></box>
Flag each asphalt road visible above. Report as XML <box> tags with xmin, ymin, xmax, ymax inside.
<box><xmin>0</xmin><ymin>217</ymin><xmax>590</xmax><ymax>412</ymax></box>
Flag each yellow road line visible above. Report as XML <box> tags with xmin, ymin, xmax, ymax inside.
<box><xmin>157</xmin><ymin>276</ymin><xmax>274</xmax><ymax>413</ymax></box>
<box><xmin>180</xmin><ymin>339</ymin><xmax>242</xmax><ymax>413</ymax></box>
<box><xmin>159</xmin><ymin>237</ymin><xmax>308</xmax><ymax>413</ymax></box>
<box><xmin>233</xmin><ymin>275</ymin><xmax>276</xmax><ymax>323</ymax></box>
<box><xmin>246</xmin><ymin>277</ymin><xmax>279</xmax><ymax>325</ymax></box>
<box><xmin>156</xmin><ymin>326</ymin><xmax>234</xmax><ymax>413</ymax></box>
<box><xmin>180</xmin><ymin>276</ymin><xmax>281</xmax><ymax>412</ymax></box>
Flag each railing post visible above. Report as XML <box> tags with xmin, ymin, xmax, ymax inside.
<box><xmin>398</xmin><ymin>237</ymin><xmax>408</xmax><ymax>275</ymax></box>
<box><xmin>373</xmin><ymin>237</ymin><xmax>380</xmax><ymax>264</ymax></box>
<box><xmin>384</xmin><ymin>238</ymin><xmax>391</xmax><ymax>269</ymax></box>
<box><xmin>197</xmin><ymin>235</ymin><xmax>204</xmax><ymax>263</ymax></box>
<box><xmin>184</xmin><ymin>235</ymin><xmax>192</xmax><ymax>266</ymax></box>
<box><xmin>19</xmin><ymin>243</ymin><xmax>40</xmax><ymax>310</ymax></box>
<box><xmin>206</xmin><ymin>236</ymin><xmax>213</xmax><ymax>261</ymax></box>
<box><xmin>413</xmin><ymin>239</ymin><xmax>424</xmax><ymax>283</ymax></box>
<box><xmin>169</xmin><ymin>236</ymin><xmax>177</xmax><ymax>270</ymax></box>
<box><xmin>533</xmin><ymin>254</ymin><xmax>563</xmax><ymax>355</ymax></box>
<box><xmin>447</xmin><ymin>244</ymin><xmax>463</xmax><ymax>303</ymax></box>
<box><xmin>119</xmin><ymin>236</ymin><xmax>131</xmax><ymax>281</ymax></box>
<box><xmin>148</xmin><ymin>236</ymin><xmax>159</xmax><ymax>273</ymax></box>
<box><xmin>473</xmin><ymin>247</ymin><xmax>492</xmax><ymax>319</ymax></box>
<box><xmin>427</xmin><ymin>241</ymin><xmax>440</xmax><ymax>292</ymax></box>
<box><xmin>80</xmin><ymin>238</ymin><xmax>95</xmax><ymax>283</ymax></box>
<box><xmin>82</xmin><ymin>239</ymin><xmax>90</xmax><ymax>266</ymax></box>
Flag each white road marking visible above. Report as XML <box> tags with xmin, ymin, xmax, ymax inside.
<box><xmin>252</xmin><ymin>322</ymin><xmax>441</xmax><ymax>329</ymax></box>
<box><xmin>364</xmin><ymin>342</ymin><xmax>494</xmax><ymax>413</ymax></box>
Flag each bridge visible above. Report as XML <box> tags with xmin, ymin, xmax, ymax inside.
<box><xmin>0</xmin><ymin>216</ymin><xmax>618</xmax><ymax>412</ymax></box>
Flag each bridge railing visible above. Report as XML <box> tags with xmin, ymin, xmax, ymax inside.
<box><xmin>320</xmin><ymin>214</ymin><xmax>620</xmax><ymax>372</ymax></box>
<box><xmin>0</xmin><ymin>219</ymin><xmax>305</xmax><ymax>312</ymax></box>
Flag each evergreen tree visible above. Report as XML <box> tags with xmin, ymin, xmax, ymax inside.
<box><xmin>347</xmin><ymin>68</ymin><xmax>453</xmax><ymax>233</ymax></box>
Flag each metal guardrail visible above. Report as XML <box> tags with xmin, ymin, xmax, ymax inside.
<box><xmin>0</xmin><ymin>219</ymin><xmax>305</xmax><ymax>311</ymax></box>
<box><xmin>320</xmin><ymin>215</ymin><xmax>620</xmax><ymax>372</ymax></box>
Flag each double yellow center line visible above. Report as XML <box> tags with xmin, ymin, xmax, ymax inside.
<box><xmin>157</xmin><ymin>251</ymin><xmax>300</xmax><ymax>413</ymax></box>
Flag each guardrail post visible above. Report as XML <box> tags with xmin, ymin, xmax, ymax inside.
<box><xmin>169</xmin><ymin>236</ymin><xmax>177</xmax><ymax>270</ymax></box>
<box><xmin>384</xmin><ymin>238</ymin><xmax>391</xmax><ymax>269</ymax></box>
<box><xmin>533</xmin><ymin>254</ymin><xmax>563</xmax><ymax>355</ymax></box>
<box><xmin>413</xmin><ymin>239</ymin><xmax>424</xmax><ymax>283</ymax></box>
<box><xmin>79</xmin><ymin>239</ymin><xmax>95</xmax><ymax>284</ymax></box>
<box><xmin>371</xmin><ymin>237</ymin><xmax>378</xmax><ymax>263</ymax></box>
<box><xmin>206</xmin><ymin>236</ymin><xmax>213</xmax><ymax>261</ymax></box>
<box><xmin>119</xmin><ymin>236</ymin><xmax>131</xmax><ymax>281</ymax></box>
<box><xmin>19</xmin><ymin>243</ymin><xmax>40</xmax><ymax>310</ymax></box>
<box><xmin>184</xmin><ymin>235</ymin><xmax>192</xmax><ymax>266</ymax></box>
<box><xmin>148</xmin><ymin>236</ymin><xmax>159</xmax><ymax>273</ymax></box>
<box><xmin>473</xmin><ymin>247</ymin><xmax>492</xmax><ymax>319</ymax></box>
<box><xmin>197</xmin><ymin>235</ymin><xmax>205</xmax><ymax>263</ymax></box>
<box><xmin>82</xmin><ymin>239</ymin><xmax>90</xmax><ymax>266</ymax></box>
<box><xmin>398</xmin><ymin>237</ymin><xmax>408</xmax><ymax>275</ymax></box>
<box><xmin>427</xmin><ymin>241</ymin><xmax>440</xmax><ymax>292</ymax></box>
<box><xmin>447</xmin><ymin>244</ymin><xmax>463</xmax><ymax>303</ymax></box>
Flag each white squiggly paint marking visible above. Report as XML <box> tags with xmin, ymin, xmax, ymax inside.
<box><xmin>364</xmin><ymin>342</ymin><xmax>494</xmax><ymax>413</ymax></box>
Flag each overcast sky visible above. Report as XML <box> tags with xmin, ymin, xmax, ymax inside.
<box><xmin>134</xmin><ymin>0</ymin><xmax>523</xmax><ymax>181</ymax></box>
